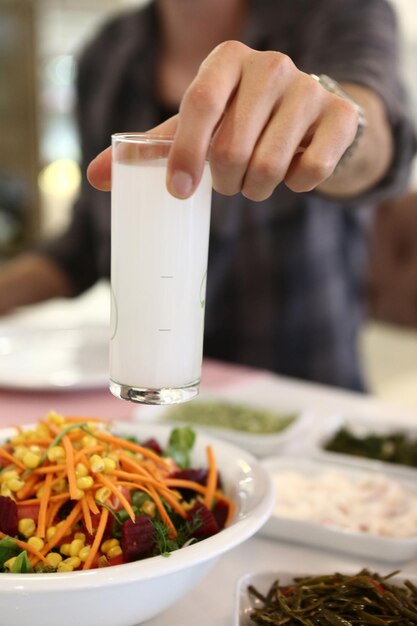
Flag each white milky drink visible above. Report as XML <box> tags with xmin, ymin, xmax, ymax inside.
<box><xmin>110</xmin><ymin>138</ymin><xmax>212</xmax><ymax>405</ymax></box>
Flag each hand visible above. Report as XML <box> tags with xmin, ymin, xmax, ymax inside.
<box><xmin>88</xmin><ymin>41</ymin><xmax>359</xmax><ymax>201</ymax></box>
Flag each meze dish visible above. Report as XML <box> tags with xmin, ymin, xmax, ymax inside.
<box><xmin>242</xmin><ymin>569</ymin><xmax>417</xmax><ymax>626</ymax></box>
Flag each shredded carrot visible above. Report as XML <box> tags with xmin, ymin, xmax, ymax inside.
<box><xmin>37</xmin><ymin>473</ymin><xmax>53</xmax><ymax>538</ymax></box>
<box><xmin>0</xmin><ymin>448</ymin><xmax>26</xmax><ymax>470</ymax></box>
<box><xmin>204</xmin><ymin>445</ymin><xmax>217</xmax><ymax>509</ymax></box>
<box><xmin>16</xmin><ymin>472</ymin><xmax>40</xmax><ymax>500</ymax></box>
<box><xmin>35</xmin><ymin>501</ymin><xmax>83</xmax><ymax>564</ymax></box>
<box><xmin>80</xmin><ymin>495</ymin><xmax>93</xmax><ymax>535</ymax></box>
<box><xmin>94</xmin><ymin>431</ymin><xmax>170</xmax><ymax>467</ymax></box>
<box><xmin>95</xmin><ymin>472</ymin><xmax>135</xmax><ymax>522</ymax></box>
<box><xmin>62</xmin><ymin>434</ymin><xmax>78</xmax><ymax>500</ymax></box>
<box><xmin>82</xmin><ymin>507</ymin><xmax>109</xmax><ymax>570</ymax></box>
<box><xmin>17</xmin><ymin>493</ymin><xmax>70</xmax><ymax>506</ymax></box>
<box><xmin>46</xmin><ymin>497</ymin><xmax>69</xmax><ymax>530</ymax></box>
<box><xmin>33</xmin><ymin>464</ymin><xmax>67</xmax><ymax>474</ymax></box>
<box><xmin>0</xmin><ymin>531</ymin><xmax>49</xmax><ymax>566</ymax></box>
<box><xmin>85</xmin><ymin>489</ymin><xmax>100</xmax><ymax>515</ymax></box>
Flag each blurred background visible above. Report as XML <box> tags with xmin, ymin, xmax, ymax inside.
<box><xmin>0</xmin><ymin>0</ymin><xmax>416</xmax><ymax>408</ymax></box>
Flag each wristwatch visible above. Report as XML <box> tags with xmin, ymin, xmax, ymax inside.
<box><xmin>310</xmin><ymin>73</ymin><xmax>367</xmax><ymax>165</ymax></box>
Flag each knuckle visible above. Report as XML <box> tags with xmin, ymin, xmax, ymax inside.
<box><xmin>301</xmin><ymin>153</ymin><xmax>335</xmax><ymax>182</ymax></box>
<box><xmin>263</xmin><ymin>51</ymin><xmax>295</xmax><ymax>81</ymax></box>
<box><xmin>215</xmin><ymin>39</ymin><xmax>247</xmax><ymax>57</ymax></box>
<box><xmin>211</xmin><ymin>141</ymin><xmax>248</xmax><ymax>171</ymax></box>
<box><xmin>182</xmin><ymin>82</ymin><xmax>222</xmax><ymax>117</ymax></box>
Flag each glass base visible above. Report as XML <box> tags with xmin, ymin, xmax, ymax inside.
<box><xmin>109</xmin><ymin>379</ymin><xmax>200</xmax><ymax>405</ymax></box>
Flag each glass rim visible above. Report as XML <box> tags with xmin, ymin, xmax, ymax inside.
<box><xmin>112</xmin><ymin>132</ymin><xmax>175</xmax><ymax>145</ymax></box>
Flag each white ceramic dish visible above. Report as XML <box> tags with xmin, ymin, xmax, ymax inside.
<box><xmin>260</xmin><ymin>455</ymin><xmax>417</xmax><ymax>563</ymax></box>
<box><xmin>0</xmin><ymin>421</ymin><xmax>274</xmax><ymax>626</ymax></box>
<box><xmin>311</xmin><ymin>412</ymin><xmax>417</xmax><ymax>477</ymax></box>
<box><xmin>234</xmin><ymin>570</ymin><xmax>417</xmax><ymax>626</ymax></box>
<box><xmin>0</xmin><ymin>326</ymin><xmax>109</xmax><ymax>390</ymax></box>
<box><xmin>134</xmin><ymin>392</ymin><xmax>313</xmax><ymax>458</ymax></box>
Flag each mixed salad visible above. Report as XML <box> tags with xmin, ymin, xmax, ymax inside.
<box><xmin>0</xmin><ymin>412</ymin><xmax>235</xmax><ymax>574</ymax></box>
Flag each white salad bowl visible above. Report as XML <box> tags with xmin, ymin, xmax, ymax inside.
<box><xmin>0</xmin><ymin>421</ymin><xmax>274</xmax><ymax>626</ymax></box>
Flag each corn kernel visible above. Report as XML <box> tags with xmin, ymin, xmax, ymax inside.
<box><xmin>1</xmin><ymin>470</ymin><xmax>18</xmax><ymax>482</ymax></box>
<box><xmin>78</xmin><ymin>546</ymin><xmax>91</xmax><ymax>562</ymax></box>
<box><xmin>75</xmin><ymin>462</ymin><xmax>89</xmax><ymax>478</ymax></box>
<box><xmin>57</xmin><ymin>563</ymin><xmax>74</xmax><ymax>573</ymax></box>
<box><xmin>81</xmin><ymin>435</ymin><xmax>97</xmax><ymax>448</ymax></box>
<box><xmin>13</xmin><ymin>446</ymin><xmax>28</xmax><ymax>460</ymax></box>
<box><xmin>95</xmin><ymin>487</ymin><xmax>110</xmax><ymax>503</ymax></box>
<box><xmin>76</xmin><ymin>476</ymin><xmax>94</xmax><ymax>490</ymax></box>
<box><xmin>0</xmin><ymin>485</ymin><xmax>12</xmax><ymax>498</ymax></box>
<box><xmin>7</xmin><ymin>478</ymin><xmax>25</xmax><ymax>492</ymax></box>
<box><xmin>89</xmin><ymin>455</ymin><xmax>105</xmax><ymax>473</ymax></box>
<box><xmin>107</xmin><ymin>545</ymin><xmax>123</xmax><ymax>559</ymax></box>
<box><xmin>18</xmin><ymin>518</ymin><xmax>36</xmax><ymax>538</ymax></box>
<box><xmin>4</xmin><ymin>557</ymin><xmax>16</xmax><ymax>570</ymax></box>
<box><xmin>10</xmin><ymin>434</ymin><xmax>25</xmax><ymax>445</ymax></box>
<box><xmin>63</xmin><ymin>556</ymin><xmax>81</xmax><ymax>569</ymax></box>
<box><xmin>46</xmin><ymin>526</ymin><xmax>57</xmax><ymax>541</ymax></box>
<box><xmin>35</xmin><ymin>423</ymin><xmax>50</xmax><ymax>438</ymax></box>
<box><xmin>47</xmin><ymin>446</ymin><xmax>66</xmax><ymax>462</ymax></box>
<box><xmin>36</xmin><ymin>486</ymin><xmax>45</xmax><ymax>498</ymax></box>
<box><xmin>141</xmin><ymin>500</ymin><xmax>156</xmax><ymax>517</ymax></box>
<box><xmin>73</xmin><ymin>488</ymin><xmax>85</xmax><ymax>500</ymax></box>
<box><xmin>22</xmin><ymin>451</ymin><xmax>41</xmax><ymax>469</ymax></box>
<box><xmin>29</xmin><ymin>445</ymin><xmax>41</xmax><ymax>455</ymax></box>
<box><xmin>101</xmin><ymin>538</ymin><xmax>119</xmax><ymax>554</ymax></box>
<box><xmin>60</xmin><ymin>543</ymin><xmax>71</xmax><ymax>556</ymax></box>
<box><xmin>69</xmin><ymin>539</ymin><xmax>84</xmax><ymax>557</ymax></box>
<box><xmin>74</xmin><ymin>532</ymin><xmax>86</xmax><ymax>542</ymax></box>
<box><xmin>56</xmin><ymin>520</ymin><xmax>72</xmax><ymax>536</ymax></box>
<box><xmin>106</xmin><ymin>452</ymin><xmax>119</xmax><ymax>464</ymax></box>
<box><xmin>47</xmin><ymin>411</ymin><xmax>65</xmax><ymax>426</ymax></box>
<box><xmin>103</xmin><ymin>457</ymin><xmax>117</xmax><ymax>473</ymax></box>
<box><xmin>46</xmin><ymin>552</ymin><xmax>63</xmax><ymax>567</ymax></box>
<box><xmin>52</xmin><ymin>479</ymin><xmax>67</xmax><ymax>493</ymax></box>
<box><xmin>28</xmin><ymin>536</ymin><xmax>45</xmax><ymax>551</ymax></box>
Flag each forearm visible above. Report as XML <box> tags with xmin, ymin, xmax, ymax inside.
<box><xmin>317</xmin><ymin>83</ymin><xmax>394</xmax><ymax>198</ymax></box>
<box><xmin>0</xmin><ymin>253</ymin><xmax>76</xmax><ymax>316</ymax></box>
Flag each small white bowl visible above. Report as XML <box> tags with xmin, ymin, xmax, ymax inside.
<box><xmin>0</xmin><ymin>422</ymin><xmax>274</xmax><ymax>626</ymax></box>
<box><xmin>260</xmin><ymin>455</ymin><xmax>417</xmax><ymax>563</ymax></box>
<box><xmin>135</xmin><ymin>393</ymin><xmax>313</xmax><ymax>458</ymax></box>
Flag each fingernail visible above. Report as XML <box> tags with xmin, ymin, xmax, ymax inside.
<box><xmin>169</xmin><ymin>170</ymin><xmax>194</xmax><ymax>198</ymax></box>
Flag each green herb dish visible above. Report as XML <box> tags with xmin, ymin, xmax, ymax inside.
<box><xmin>164</xmin><ymin>401</ymin><xmax>296</xmax><ymax>435</ymax></box>
<box><xmin>143</xmin><ymin>399</ymin><xmax>310</xmax><ymax>459</ymax></box>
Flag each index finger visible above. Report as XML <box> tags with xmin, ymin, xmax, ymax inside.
<box><xmin>167</xmin><ymin>40</ymin><xmax>251</xmax><ymax>199</ymax></box>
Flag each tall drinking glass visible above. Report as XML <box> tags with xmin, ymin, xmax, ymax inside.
<box><xmin>110</xmin><ymin>133</ymin><xmax>212</xmax><ymax>404</ymax></box>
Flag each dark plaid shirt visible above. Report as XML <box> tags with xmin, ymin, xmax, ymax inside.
<box><xmin>39</xmin><ymin>0</ymin><xmax>417</xmax><ymax>390</ymax></box>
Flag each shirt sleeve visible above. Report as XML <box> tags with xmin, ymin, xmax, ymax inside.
<box><xmin>304</xmin><ymin>0</ymin><xmax>417</xmax><ymax>204</ymax></box>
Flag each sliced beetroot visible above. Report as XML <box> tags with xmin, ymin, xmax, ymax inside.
<box><xmin>187</xmin><ymin>500</ymin><xmax>219</xmax><ymax>539</ymax></box>
<box><xmin>212</xmin><ymin>499</ymin><xmax>229</xmax><ymax>530</ymax></box>
<box><xmin>0</xmin><ymin>495</ymin><xmax>18</xmax><ymax>536</ymax></box>
<box><xmin>141</xmin><ymin>438</ymin><xmax>163</xmax><ymax>456</ymax></box>
<box><xmin>169</xmin><ymin>468</ymin><xmax>209</xmax><ymax>500</ymax></box>
<box><xmin>121</xmin><ymin>514</ymin><xmax>155</xmax><ymax>562</ymax></box>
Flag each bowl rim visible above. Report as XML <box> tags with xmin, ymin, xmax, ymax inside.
<box><xmin>0</xmin><ymin>421</ymin><xmax>274</xmax><ymax>591</ymax></box>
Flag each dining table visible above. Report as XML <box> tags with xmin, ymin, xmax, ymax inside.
<box><xmin>1</xmin><ymin>350</ymin><xmax>417</xmax><ymax>625</ymax></box>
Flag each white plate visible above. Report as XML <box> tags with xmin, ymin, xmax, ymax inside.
<box><xmin>0</xmin><ymin>325</ymin><xmax>109</xmax><ymax>390</ymax></box>
<box><xmin>134</xmin><ymin>391</ymin><xmax>313</xmax><ymax>458</ymax></box>
<box><xmin>260</xmin><ymin>455</ymin><xmax>417</xmax><ymax>563</ymax></box>
<box><xmin>311</xmin><ymin>412</ymin><xmax>417</xmax><ymax>477</ymax></box>
<box><xmin>234</xmin><ymin>570</ymin><xmax>417</xmax><ymax>626</ymax></box>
